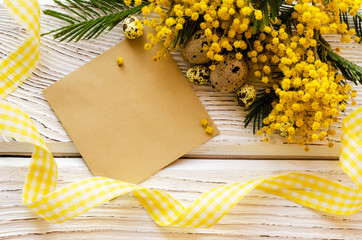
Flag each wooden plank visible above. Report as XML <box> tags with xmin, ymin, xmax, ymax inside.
<box><xmin>0</xmin><ymin>157</ymin><xmax>361</xmax><ymax>239</ymax></box>
<box><xmin>0</xmin><ymin>5</ymin><xmax>361</xmax><ymax>158</ymax></box>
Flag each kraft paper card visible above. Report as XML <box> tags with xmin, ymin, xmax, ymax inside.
<box><xmin>43</xmin><ymin>30</ymin><xmax>219</xmax><ymax>183</ymax></box>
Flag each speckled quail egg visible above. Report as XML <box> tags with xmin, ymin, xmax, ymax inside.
<box><xmin>182</xmin><ymin>30</ymin><xmax>211</xmax><ymax>64</ymax></box>
<box><xmin>186</xmin><ymin>65</ymin><xmax>210</xmax><ymax>84</ymax></box>
<box><xmin>122</xmin><ymin>16</ymin><xmax>143</xmax><ymax>39</ymax></box>
<box><xmin>279</xmin><ymin>121</ymin><xmax>292</xmax><ymax>137</ymax></box>
<box><xmin>210</xmin><ymin>53</ymin><xmax>249</xmax><ymax>93</ymax></box>
<box><xmin>236</xmin><ymin>84</ymin><xmax>256</xmax><ymax>108</ymax></box>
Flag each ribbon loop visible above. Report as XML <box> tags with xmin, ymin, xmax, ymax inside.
<box><xmin>0</xmin><ymin>0</ymin><xmax>40</xmax><ymax>100</ymax></box>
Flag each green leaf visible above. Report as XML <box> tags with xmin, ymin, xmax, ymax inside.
<box><xmin>252</xmin><ymin>18</ymin><xmax>259</xmax><ymax>34</ymax></box>
<box><xmin>263</xmin><ymin>1</ymin><xmax>269</xmax><ymax>26</ymax></box>
<box><xmin>267</xmin><ymin>0</ymin><xmax>277</xmax><ymax>20</ymax></box>
<box><xmin>172</xmin><ymin>17</ymin><xmax>202</xmax><ymax>48</ymax></box>
<box><xmin>244</xmin><ymin>89</ymin><xmax>277</xmax><ymax>134</ymax></box>
<box><xmin>339</xmin><ymin>10</ymin><xmax>362</xmax><ymax>40</ymax></box>
<box><xmin>318</xmin><ymin>36</ymin><xmax>362</xmax><ymax>85</ymax></box>
<box><xmin>354</xmin><ymin>12</ymin><xmax>362</xmax><ymax>40</ymax></box>
<box><xmin>53</xmin><ymin>0</ymin><xmax>87</xmax><ymax>20</ymax></box>
<box><xmin>42</xmin><ymin>9</ymin><xmax>78</xmax><ymax>24</ymax></box>
<box><xmin>43</xmin><ymin>0</ymin><xmax>149</xmax><ymax>42</ymax></box>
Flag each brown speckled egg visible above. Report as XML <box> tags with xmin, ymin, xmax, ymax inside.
<box><xmin>182</xmin><ymin>30</ymin><xmax>211</xmax><ymax>64</ymax></box>
<box><xmin>122</xmin><ymin>16</ymin><xmax>142</xmax><ymax>39</ymax></box>
<box><xmin>209</xmin><ymin>53</ymin><xmax>249</xmax><ymax>93</ymax></box>
<box><xmin>236</xmin><ymin>84</ymin><xmax>256</xmax><ymax>108</ymax></box>
<box><xmin>186</xmin><ymin>65</ymin><xmax>210</xmax><ymax>84</ymax></box>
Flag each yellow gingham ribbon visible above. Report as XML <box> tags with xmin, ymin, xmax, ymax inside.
<box><xmin>1</xmin><ymin>0</ymin><xmax>362</xmax><ymax>227</ymax></box>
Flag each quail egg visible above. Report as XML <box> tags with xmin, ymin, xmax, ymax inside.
<box><xmin>186</xmin><ymin>65</ymin><xmax>210</xmax><ymax>84</ymax></box>
<box><xmin>122</xmin><ymin>16</ymin><xmax>143</xmax><ymax>39</ymax></box>
<box><xmin>236</xmin><ymin>84</ymin><xmax>256</xmax><ymax>108</ymax></box>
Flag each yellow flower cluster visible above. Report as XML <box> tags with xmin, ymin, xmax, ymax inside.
<box><xmin>292</xmin><ymin>0</ymin><xmax>361</xmax><ymax>43</ymax></box>
<box><xmin>116</xmin><ymin>57</ymin><xmax>124</xmax><ymax>66</ymax></box>
<box><xmin>262</xmin><ymin>60</ymin><xmax>354</xmax><ymax>150</ymax></box>
<box><xmin>201</xmin><ymin>118</ymin><xmax>213</xmax><ymax>134</ymax></box>
<box><xmin>248</xmin><ymin>0</ymin><xmax>361</xmax><ymax>149</ymax></box>
<box><xmin>137</xmin><ymin>0</ymin><xmax>263</xmax><ymax>64</ymax></box>
<box><xmin>134</xmin><ymin>0</ymin><xmax>362</xmax><ymax>62</ymax></box>
<box><xmin>250</xmin><ymin>0</ymin><xmax>361</xmax><ymax>83</ymax></box>
<box><xmin>125</xmin><ymin>0</ymin><xmax>362</xmax><ymax>148</ymax></box>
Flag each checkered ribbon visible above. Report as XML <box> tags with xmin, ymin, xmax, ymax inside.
<box><xmin>1</xmin><ymin>0</ymin><xmax>362</xmax><ymax>227</ymax></box>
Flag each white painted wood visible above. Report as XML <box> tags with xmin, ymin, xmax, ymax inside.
<box><xmin>0</xmin><ymin>4</ymin><xmax>362</xmax><ymax>158</ymax></box>
<box><xmin>1</xmin><ymin>3</ymin><xmax>362</xmax><ymax>238</ymax></box>
<box><xmin>0</xmin><ymin>157</ymin><xmax>361</xmax><ymax>239</ymax></box>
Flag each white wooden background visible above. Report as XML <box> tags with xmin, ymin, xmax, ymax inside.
<box><xmin>2</xmin><ymin>157</ymin><xmax>362</xmax><ymax>239</ymax></box>
<box><xmin>1</xmin><ymin>1</ymin><xmax>362</xmax><ymax>239</ymax></box>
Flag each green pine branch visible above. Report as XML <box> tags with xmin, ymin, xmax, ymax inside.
<box><xmin>326</xmin><ymin>48</ymin><xmax>362</xmax><ymax>85</ymax></box>
<box><xmin>353</xmin><ymin>12</ymin><xmax>362</xmax><ymax>40</ymax></box>
<box><xmin>247</xmin><ymin>0</ymin><xmax>285</xmax><ymax>34</ymax></box>
<box><xmin>244</xmin><ymin>89</ymin><xmax>277</xmax><ymax>133</ymax></box>
<box><xmin>318</xmin><ymin>35</ymin><xmax>362</xmax><ymax>85</ymax></box>
<box><xmin>339</xmin><ymin>10</ymin><xmax>362</xmax><ymax>41</ymax></box>
<box><xmin>278</xmin><ymin>4</ymin><xmax>296</xmax><ymax>35</ymax></box>
<box><xmin>172</xmin><ymin>18</ymin><xmax>202</xmax><ymax>48</ymax></box>
<box><xmin>43</xmin><ymin>0</ymin><xmax>149</xmax><ymax>42</ymax></box>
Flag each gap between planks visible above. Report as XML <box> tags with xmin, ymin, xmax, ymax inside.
<box><xmin>0</xmin><ymin>142</ymin><xmax>340</xmax><ymax>159</ymax></box>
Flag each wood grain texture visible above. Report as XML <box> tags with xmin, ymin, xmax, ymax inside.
<box><xmin>0</xmin><ymin>4</ymin><xmax>362</xmax><ymax>158</ymax></box>
<box><xmin>1</xmin><ymin>3</ymin><xmax>362</xmax><ymax>239</ymax></box>
<box><xmin>0</xmin><ymin>157</ymin><xmax>362</xmax><ymax>239</ymax></box>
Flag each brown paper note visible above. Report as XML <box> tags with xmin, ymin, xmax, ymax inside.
<box><xmin>43</xmin><ymin>30</ymin><xmax>219</xmax><ymax>183</ymax></box>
